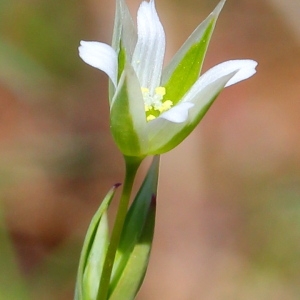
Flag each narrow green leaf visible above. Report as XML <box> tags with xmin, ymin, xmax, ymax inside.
<box><xmin>74</xmin><ymin>184</ymin><xmax>120</xmax><ymax>300</ymax></box>
<box><xmin>108</xmin><ymin>156</ymin><xmax>160</xmax><ymax>299</ymax></box>
<box><xmin>82</xmin><ymin>212</ymin><xmax>109</xmax><ymax>300</ymax></box>
<box><xmin>109</xmin><ymin>196</ymin><xmax>156</xmax><ymax>300</ymax></box>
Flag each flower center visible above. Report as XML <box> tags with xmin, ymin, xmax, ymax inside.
<box><xmin>141</xmin><ymin>87</ymin><xmax>173</xmax><ymax>121</ymax></box>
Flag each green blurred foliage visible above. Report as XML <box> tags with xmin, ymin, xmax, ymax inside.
<box><xmin>0</xmin><ymin>0</ymin><xmax>85</xmax><ymax>85</ymax></box>
<box><xmin>0</xmin><ymin>1</ymin><xmax>99</xmax><ymax>299</ymax></box>
<box><xmin>245</xmin><ymin>180</ymin><xmax>300</xmax><ymax>280</ymax></box>
<box><xmin>0</xmin><ymin>208</ymin><xmax>29</xmax><ymax>299</ymax></box>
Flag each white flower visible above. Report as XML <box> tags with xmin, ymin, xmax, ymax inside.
<box><xmin>79</xmin><ymin>0</ymin><xmax>257</xmax><ymax>156</ymax></box>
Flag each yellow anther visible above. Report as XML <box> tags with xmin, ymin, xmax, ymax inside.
<box><xmin>155</xmin><ymin>86</ymin><xmax>166</xmax><ymax>96</ymax></box>
<box><xmin>144</xmin><ymin>104</ymin><xmax>151</xmax><ymax>112</ymax></box>
<box><xmin>141</xmin><ymin>86</ymin><xmax>173</xmax><ymax>122</ymax></box>
<box><xmin>147</xmin><ymin>114</ymin><xmax>156</xmax><ymax>122</ymax></box>
<box><xmin>158</xmin><ymin>100</ymin><xmax>173</xmax><ymax>113</ymax></box>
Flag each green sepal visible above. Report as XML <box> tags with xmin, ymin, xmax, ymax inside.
<box><xmin>74</xmin><ymin>184</ymin><xmax>120</xmax><ymax>300</ymax></box>
<box><xmin>162</xmin><ymin>0</ymin><xmax>225</xmax><ymax>105</ymax></box>
<box><xmin>148</xmin><ymin>72</ymin><xmax>235</xmax><ymax>155</ymax></box>
<box><xmin>108</xmin><ymin>156</ymin><xmax>160</xmax><ymax>299</ymax></box>
<box><xmin>117</xmin><ymin>43</ymin><xmax>126</xmax><ymax>82</ymax></box>
<box><xmin>111</xmin><ymin>0</ymin><xmax>137</xmax><ymax>59</ymax></box>
<box><xmin>109</xmin><ymin>0</ymin><xmax>137</xmax><ymax>104</ymax></box>
<box><xmin>110</xmin><ymin>64</ymin><xmax>147</xmax><ymax>157</ymax></box>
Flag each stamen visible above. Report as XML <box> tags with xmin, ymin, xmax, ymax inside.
<box><xmin>141</xmin><ymin>86</ymin><xmax>173</xmax><ymax>121</ymax></box>
<box><xmin>155</xmin><ymin>87</ymin><xmax>166</xmax><ymax>96</ymax></box>
<box><xmin>158</xmin><ymin>100</ymin><xmax>172</xmax><ymax>113</ymax></box>
<box><xmin>147</xmin><ymin>114</ymin><xmax>156</xmax><ymax>122</ymax></box>
<box><xmin>144</xmin><ymin>104</ymin><xmax>151</xmax><ymax>112</ymax></box>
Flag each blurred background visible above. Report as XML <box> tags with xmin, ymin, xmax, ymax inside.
<box><xmin>1</xmin><ymin>0</ymin><xmax>300</xmax><ymax>299</ymax></box>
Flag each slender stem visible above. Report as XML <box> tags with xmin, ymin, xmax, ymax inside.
<box><xmin>97</xmin><ymin>156</ymin><xmax>143</xmax><ymax>300</ymax></box>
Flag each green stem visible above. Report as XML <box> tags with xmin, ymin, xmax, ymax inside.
<box><xmin>97</xmin><ymin>156</ymin><xmax>143</xmax><ymax>300</ymax></box>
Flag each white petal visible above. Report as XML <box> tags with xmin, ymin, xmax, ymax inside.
<box><xmin>182</xmin><ymin>59</ymin><xmax>257</xmax><ymax>103</ymax></box>
<box><xmin>225</xmin><ymin>60</ymin><xmax>258</xmax><ymax>87</ymax></box>
<box><xmin>159</xmin><ymin>102</ymin><xmax>194</xmax><ymax>123</ymax></box>
<box><xmin>79</xmin><ymin>41</ymin><xmax>118</xmax><ymax>87</ymax></box>
<box><xmin>131</xmin><ymin>0</ymin><xmax>165</xmax><ymax>93</ymax></box>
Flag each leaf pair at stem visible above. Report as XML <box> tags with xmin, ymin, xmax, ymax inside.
<box><xmin>75</xmin><ymin>156</ymin><xmax>160</xmax><ymax>300</ymax></box>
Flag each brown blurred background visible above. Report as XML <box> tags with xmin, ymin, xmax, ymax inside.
<box><xmin>0</xmin><ymin>0</ymin><xmax>300</xmax><ymax>299</ymax></box>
